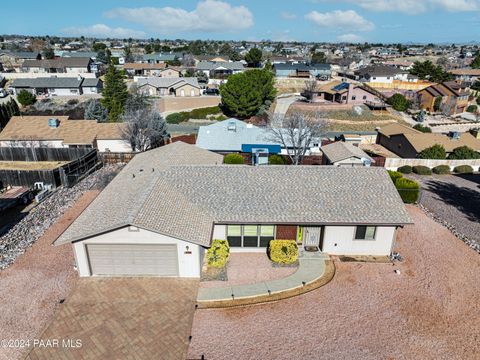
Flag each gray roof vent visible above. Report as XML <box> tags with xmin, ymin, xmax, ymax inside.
<box><xmin>48</xmin><ymin>118</ymin><xmax>60</xmax><ymax>128</ymax></box>
<box><xmin>227</xmin><ymin>121</ymin><xmax>236</xmax><ymax>132</ymax></box>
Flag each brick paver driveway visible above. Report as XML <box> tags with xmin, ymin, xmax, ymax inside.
<box><xmin>26</xmin><ymin>278</ymin><xmax>199</xmax><ymax>360</ymax></box>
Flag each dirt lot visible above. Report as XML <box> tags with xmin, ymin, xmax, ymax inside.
<box><xmin>412</xmin><ymin>174</ymin><xmax>480</xmax><ymax>247</ymax></box>
<box><xmin>188</xmin><ymin>206</ymin><xmax>480</xmax><ymax>360</ymax></box>
<box><xmin>0</xmin><ymin>161</ymin><xmax>68</xmax><ymax>170</ymax></box>
<box><xmin>157</xmin><ymin>96</ymin><xmax>221</xmax><ymax>115</ymax></box>
<box><xmin>0</xmin><ymin>190</ymin><xmax>99</xmax><ymax>360</ymax></box>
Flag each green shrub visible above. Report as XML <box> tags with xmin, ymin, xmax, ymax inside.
<box><xmin>206</xmin><ymin>239</ymin><xmax>230</xmax><ymax>268</ymax></box>
<box><xmin>189</xmin><ymin>106</ymin><xmax>221</xmax><ymax>119</ymax></box>
<box><xmin>224</xmin><ymin>153</ymin><xmax>245</xmax><ymax>164</ymax></box>
<box><xmin>166</xmin><ymin>112</ymin><xmax>186</xmax><ymax>124</ymax></box>
<box><xmin>395</xmin><ymin>178</ymin><xmax>420</xmax><ymax>204</ymax></box>
<box><xmin>466</xmin><ymin>105</ymin><xmax>477</xmax><ymax>113</ymax></box>
<box><xmin>269</xmin><ymin>154</ymin><xmax>286</xmax><ymax>165</ymax></box>
<box><xmin>269</xmin><ymin>240</ymin><xmax>298</xmax><ymax>264</ymax></box>
<box><xmin>448</xmin><ymin>146</ymin><xmax>480</xmax><ymax>160</ymax></box>
<box><xmin>16</xmin><ymin>90</ymin><xmax>36</xmax><ymax>106</ymax></box>
<box><xmin>418</xmin><ymin>144</ymin><xmax>446</xmax><ymax>159</ymax></box>
<box><xmin>453</xmin><ymin>165</ymin><xmax>474</xmax><ymax>174</ymax></box>
<box><xmin>388</xmin><ymin>170</ymin><xmax>403</xmax><ymax>183</ymax></box>
<box><xmin>413</xmin><ymin>124</ymin><xmax>432</xmax><ymax>133</ymax></box>
<box><xmin>397</xmin><ymin>165</ymin><xmax>413</xmax><ymax>174</ymax></box>
<box><xmin>413</xmin><ymin>165</ymin><xmax>432</xmax><ymax>175</ymax></box>
<box><xmin>432</xmin><ymin>165</ymin><xmax>451</xmax><ymax>175</ymax></box>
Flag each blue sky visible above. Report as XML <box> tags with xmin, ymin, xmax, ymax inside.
<box><xmin>1</xmin><ymin>0</ymin><xmax>480</xmax><ymax>43</ymax></box>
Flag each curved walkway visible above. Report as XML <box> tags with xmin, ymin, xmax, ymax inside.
<box><xmin>196</xmin><ymin>254</ymin><xmax>335</xmax><ymax>309</ymax></box>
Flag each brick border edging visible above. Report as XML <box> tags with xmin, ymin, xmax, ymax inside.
<box><xmin>196</xmin><ymin>260</ymin><xmax>336</xmax><ymax>309</ymax></box>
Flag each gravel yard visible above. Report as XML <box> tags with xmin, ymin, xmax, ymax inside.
<box><xmin>188</xmin><ymin>206</ymin><xmax>480</xmax><ymax>360</ymax></box>
<box><xmin>412</xmin><ymin>174</ymin><xmax>480</xmax><ymax>249</ymax></box>
<box><xmin>0</xmin><ymin>190</ymin><xmax>99</xmax><ymax>360</ymax></box>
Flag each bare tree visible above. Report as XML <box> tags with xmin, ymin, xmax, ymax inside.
<box><xmin>121</xmin><ymin>104</ymin><xmax>169</xmax><ymax>152</ymax></box>
<box><xmin>182</xmin><ymin>54</ymin><xmax>195</xmax><ymax>67</ymax></box>
<box><xmin>303</xmin><ymin>79</ymin><xmax>319</xmax><ymax>103</ymax></box>
<box><xmin>267</xmin><ymin>111</ymin><xmax>326</xmax><ymax>165</ymax></box>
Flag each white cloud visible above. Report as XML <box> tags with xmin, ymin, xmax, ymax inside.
<box><xmin>305</xmin><ymin>10</ymin><xmax>375</xmax><ymax>31</ymax></box>
<box><xmin>337</xmin><ymin>33</ymin><xmax>364</xmax><ymax>42</ymax></box>
<box><xmin>105</xmin><ymin>0</ymin><xmax>254</xmax><ymax>33</ymax></box>
<box><xmin>61</xmin><ymin>24</ymin><xmax>146</xmax><ymax>38</ymax></box>
<box><xmin>281</xmin><ymin>11</ymin><xmax>297</xmax><ymax>20</ymax></box>
<box><xmin>317</xmin><ymin>0</ymin><xmax>480</xmax><ymax>14</ymax></box>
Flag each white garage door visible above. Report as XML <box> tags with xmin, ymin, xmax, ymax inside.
<box><xmin>87</xmin><ymin>244</ymin><xmax>179</xmax><ymax>276</ymax></box>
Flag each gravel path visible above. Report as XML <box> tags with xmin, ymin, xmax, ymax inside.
<box><xmin>412</xmin><ymin>174</ymin><xmax>480</xmax><ymax>248</ymax></box>
<box><xmin>188</xmin><ymin>206</ymin><xmax>480</xmax><ymax>360</ymax></box>
<box><xmin>0</xmin><ymin>190</ymin><xmax>100</xmax><ymax>360</ymax></box>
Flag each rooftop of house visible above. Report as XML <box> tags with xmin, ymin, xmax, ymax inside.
<box><xmin>22</xmin><ymin>57</ymin><xmax>91</xmax><ymax>68</ymax></box>
<box><xmin>136</xmin><ymin>77</ymin><xmax>199</xmax><ymax>89</ymax></box>
<box><xmin>356</xmin><ymin>64</ymin><xmax>404</xmax><ymax>77</ymax></box>
<box><xmin>378</xmin><ymin>123</ymin><xmax>480</xmax><ymax>152</ymax></box>
<box><xmin>273</xmin><ymin>63</ymin><xmax>331</xmax><ymax>71</ymax></box>
<box><xmin>321</xmin><ymin>141</ymin><xmax>374</xmax><ymax>163</ymax></box>
<box><xmin>55</xmin><ymin>142</ymin><xmax>411</xmax><ymax>247</ymax></box>
<box><xmin>142</xmin><ymin>53</ymin><xmax>177</xmax><ymax>62</ymax></box>
<box><xmin>0</xmin><ymin>116</ymin><xmax>124</xmax><ymax>144</ymax></box>
<box><xmin>196</xmin><ymin>61</ymin><xmax>245</xmax><ymax>71</ymax></box>
<box><xmin>123</xmin><ymin>62</ymin><xmax>167</xmax><ymax>70</ymax></box>
<box><xmin>449</xmin><ymin>68</ymin><xmax>480</xmax><ymax>76</ymax></box>
<box><xmin>11</xmin><ymin>77</ymin><xmax>83</xmax><ymax>89</ymax></box>
<box><xmin>0</xmin><ymin>51</ymin><xmax>40</xmax><ymax>59</ymax></box>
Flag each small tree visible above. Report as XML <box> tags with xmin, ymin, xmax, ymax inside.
<box><xmin>84</xmin><ymin>99</ymin><xmax>108</xmax><ymax>122</ymax></box>
<box><xmin>245</xmin><ymin>48</ymin><xmax>263</xmax><ymax>67</ymax></box>
<box><xmin>303</xmin><ymin>79</ymin><xmax>318</xmax><ymax>103</ymax></box>
<box><xmin>448</xmin><ymin>146</ymin><xmax>480</xmax><ymax>160</ymax></box>
<box><xmin>387</xmin><ymin>93</ymin><xmax>411</xmax><ymax>111</ymax></box>
<box><xmin>311</xmin><ymin>51</ymin><xmax>327</xmax><ymax>64</ymax></box>
<box><xmin>17</xmin><ymin>90</ymin><xmax>36</xmax><ymax>107</ymax></box>
<box><xmin>224</xmin><ymin>153</ymin><xmax>245</xmax><ymax>164</ymax></box>
<box><xmin>43</xmin><ymin>47</ymin><xmax>55</xmax><ymax>59</ymax></box>
<box><xmin>433</xmin><ymin>96</ymin><xmax>443</xmax><ymax>112</ymax></box>
<box><xmin>267</xmin><ymin>111</ymin><xmax>326</xmax><ymax>165</ymax></box>
<box><xmin>418</xmin><ymin>144</ymin><xmax>446</xmax><ymax>159</ymax></box>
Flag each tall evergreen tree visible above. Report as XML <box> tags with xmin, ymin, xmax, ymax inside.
<box><xmin>101</xmin><ymin>65</ymin><xmax>128</xmax><ymax>122</ymax></box>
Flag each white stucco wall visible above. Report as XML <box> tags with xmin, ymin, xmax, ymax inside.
<box><xmin>322</xmin><ymin>226</ymin><xmax>396</xmax><ymax>256</ymax></box>
<box><xmin>73</xmin><ymin>226</ymin><xmax>203</xmax><ymax>278</ymax></box>
<box><xmin>96</xmin><ymin>139</ymin><xmax>132</xmax><ymax>153</ymax></box>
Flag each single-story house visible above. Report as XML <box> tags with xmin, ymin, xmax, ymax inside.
<box><xmin>0</xmin><ymin>116</ymin><xmax>131</xmax><ymax>152</ymax></box>
<box><xmin>0</xmin><ymin>51</ymin><xmax>41</xmax><ymax>72</ymax></box>
<box><xmin>377</xmin><ymin>123</ymin><xmax>480</xmax><ymax>158</ymax></box>
<box><xmin>54</xmin><ymin>142</ymin><xmax>411</xmax><ymax>278</ymax></box>
<box><xmin>312</xmin><ymin>81</ymin><xmax>383</xmax><ymax>105</ymax></box>
<box><xmin>355</xmin><ymin>65</ymin><xmax>408</xmax><ymax>84</ymax></box>
<box><xmin>273</xmin><ymin>63</ymin><xmax>331</xmax><ymax>80</ymax></box>
<box><xmin>136</xmin><ymin>77</ymin><xmax>201</xmax><ymax>97</ymax></box>
<box><xmin>21</xmin><ymin>57</ymin><xmax>92</xmax><ymax>74</ymax></box>
<box><xmin>196</xmin><ymin>61</ymin><xmax>245</xmax><ymax>78</ymax></box>
<box><xmin>321</xmin><ymin>141</ymin><xmax>375</xmax><ymax>166</ymax></box>
<box><xmin>124</xmin><ymin>62</ymin><xmax>166</xmax><ymax>76</ymax></box>
<box><xmin>196</xmin><ymin>118</ymin><xmax>322</xmax><ymax>164</ymax></box>
<box><xmin>449</xmin><ymin>68</ymin><xmax>480</xmax><ymax>85</ymax></box>
<box><xmin>10</xmin><ymin>76</ymin><xmax>103</xmax><ymax>96</ymax></box>
<box><xmin>142</xmin><ymin>53</ymin><xmax>177</xmax><ymax>64</ymax></box>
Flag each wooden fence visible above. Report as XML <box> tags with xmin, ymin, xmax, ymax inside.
<box><xmin>0</xmin><ymin>147</ymin><xmax>93</xmax><ymax>162</ymax></box>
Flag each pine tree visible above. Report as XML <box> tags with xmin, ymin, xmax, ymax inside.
<box><xmin>100</xmin><ymin>65</ymin><xmax>128</xmax><ymax>122</ymax></box>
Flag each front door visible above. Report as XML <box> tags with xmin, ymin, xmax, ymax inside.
<box><xmin>303</xmin><ymin>227</ymin><xmax>321</xmax><ymax>251</ymax></box>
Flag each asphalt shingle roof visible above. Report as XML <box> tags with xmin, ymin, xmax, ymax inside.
<box><xmin>196</xmin><ymin>61</ymin><xmax>245</xmax><ymax>71</ymax></box>
<box><xmin>11</xmin><ymin>77</ymin><xmax>83</xmax><ymax>89</ymax></box>
<box><xmin>321</xmin><ymin>141</ymin><xmax>373</xmax><ymax>163</ymax></box>
<box><xmin>137</xmin><ymin>77</ymin><xmax>199</xmax><ymax>89</ymax></box>
<box><xmin>56</xmin><ymin>143</ymin><xmax>411</xmax><ymax>247</ymax></box>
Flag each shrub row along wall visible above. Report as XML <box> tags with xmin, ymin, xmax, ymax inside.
<box><xmin>384</xmin><ymin>158</ymin><xmax>480</xmax><ymax>171</ymax></box>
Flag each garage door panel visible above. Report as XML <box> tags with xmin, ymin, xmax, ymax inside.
<box><xmin>87</xmin><ymin>244</ymin><xmax>179</xmax><ymax>276</ymax></box>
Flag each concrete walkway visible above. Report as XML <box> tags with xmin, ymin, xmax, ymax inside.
<box><xmin>197</xmin><ymin>253</ymin><xmax>334</xmax><ymax>308</ymax></box>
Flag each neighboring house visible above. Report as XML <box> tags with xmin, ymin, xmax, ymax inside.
<box><xmin>0</xmin><ymin>51</ymin><xmax>41</xmax><ymax>72</ymax></box>
<box><xmin>196</xmin><ymin>61</ymin><xmax>245</xmax><ymax>78</ymax></box>
<box><xmin>381</xmin><ymin>60</ymin><xmax>414</xmax><ymax>71</ymax></box>
<box><xmin>21</xmin><ymin>57</ymin><xmax>92</xmax><ymax>74</ymax></box>
<box><xmin>136</xmin><ymin>77</ymin><xmax>201</xmax><ymax>97</ymax></box>
<box><xmin>448</xmin><ymin>68</ymin><xmax>480</xmax><ymax>85</ymax></box>
<box><xmin>194</xmin><ymin>55</ymin><xmax>231</xmax><ymax>64</ymax></box>
<box><xmin>196</xmin><ymin>119</ymin><xmax>321</xmax><ymax>164</ymax></box>
<box><xmin>54</xmin><ymin>142</ymin><xmax>411</xmax><ymax>278</ymax></box>
<box><xmin>324</xmin><ymin>131</ymin><xmax>378</xmax><ymax>146</ymax></box>
<box><xmin>377</xmin><ymin>123</ymin><xmax>480</xmax><ymax>158</ymax></box>
<box><xmin>417</xmin><ymin>81</ymin><xmax>470</xmax><ymax>115</ymax></box>
<box><xmin>124</xmin><ymin>63</ymin><xmax>166</xmax><ymax>76</ymax></box>
<box><xmin>311</xmin><ymin>81</ymin><xmax>384</xmax><ymax>105</ymax></box>
<box><xmin>58</xmin><ymin>51</ymin><xmax>97</xmax><ymax>60</ymax></box>
<box><xmin>273</xmin><ymin>63</ymin><xmax>331</xmax><ymax>80</ymax></box>
<box><xmin>0</xmin><ymin>116</ymin><xmax>131</xmax><ymax>152</ymax></box>
<box><xmin>269</xmin><ymin>56</ymin><xmax>308</xmax><ymax>65</ymax></box>
<box><xmin>321</xmin><ymin>141</ymin><xmax>375</xmax><ymax>166</ymax></box>
<box><xmin>355</xmin><ymin>65</ymin><xmax>412</xmax><ymax>84</ymax></box>
<box><xmin>142</xmin><ymin>53</ymin><xmax>177</xmax><ymax>64</ymax></box>
<box><xmin>10</xmin><ymin>76</ymin><xmax>103</xmax><ymax>96</ymax></box>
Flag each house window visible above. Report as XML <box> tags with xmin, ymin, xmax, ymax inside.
<box><xmin>227</xmin><ymin>225</ymin><xmax>242</xmax><ymax>247</ymax></box>
<box><xmin>352</xmin><ymin>96</ymin><xmax>356</xmax><ymax>100</ymax></box>
<box><xmin>363</xmin><ymin>95</ymin><xmax>367</xmax><ymax>100</ymax></box>
<box><xmin>354</xmin><ymin>226</ymin><xmax>376</xmax><ymax>240</ymax></box>
<box><xmin>226</xmin><ymin>225</ymin><xmax>275</xmax><ymax>247</ymax></box>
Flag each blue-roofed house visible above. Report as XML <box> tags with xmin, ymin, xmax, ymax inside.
<box><xmin>196</xmin><ymin>119</ymin><xmax>321</xmax><ymax>165</ymax></box>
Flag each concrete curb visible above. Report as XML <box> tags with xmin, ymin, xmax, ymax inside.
<box><xmin>196</xmin><ymin>260</ymin><xmax>336</xmax><ymax>309</ymax></box>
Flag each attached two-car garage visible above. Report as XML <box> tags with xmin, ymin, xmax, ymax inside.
<box><xmin>86</xmin><ymin>244</ymin><xmax>179</xmax><ymax>276</ymax></box>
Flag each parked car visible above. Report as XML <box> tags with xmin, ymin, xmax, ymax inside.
<box><xmin>0</xmin><ymin>89</ymin><xmax>8</xmax><ymax>98</ymax></box>
<box><xmin>203</xmin><ymin>88</ymin><xmax>220</xmax><ymax>96</ymax></box>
